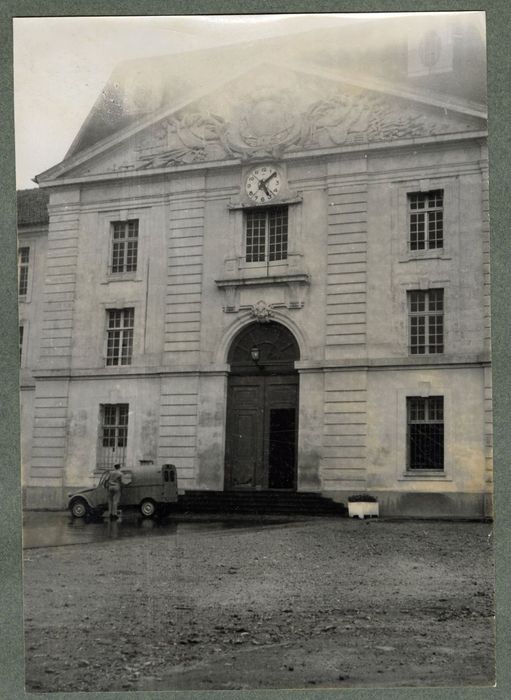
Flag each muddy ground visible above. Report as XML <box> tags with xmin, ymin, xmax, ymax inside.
<box><xmin>23</xmin><ymin>516</ymin><xmax>495</xmax><ymax>692</ymax></box>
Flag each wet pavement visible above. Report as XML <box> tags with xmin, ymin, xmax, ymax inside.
<box><xmin>24</xmin><ymin>517</ymin><xmax>495</xmax><ymax>692</ymax></box>
<box><xmin>22</xmin><ymin>511</ymin><xmax>302</xmax><ymax>549</ymax></box>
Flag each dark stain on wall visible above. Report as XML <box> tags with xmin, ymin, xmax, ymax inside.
<box><xmin>197</xmin><ymin>443</ymin><xmax>223</xmax><ymax>489</ymax></box>
<box><xmin>298</xmin><ymin>448</ymin><xmax>321</xmax><ymax>490</ymax></box>
<box><xmin>388</xmin><ymin>492</ymin><xmax>483</xmax><ymax>518</ymax></box>
<box><xmin>140</xmin><ymin>409</ymin><xmax>158</xmax><ymax>462</ymax></box>
<box><xmin>67</xmin><ymin>409</ymin><xmax>88</xmax><ymax>438</ymax></box>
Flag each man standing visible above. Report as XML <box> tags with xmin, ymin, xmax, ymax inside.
<box><xmin>106</xmin><ymin>463</ymin><xmax>123</xmax><ymax>519</ymax></box>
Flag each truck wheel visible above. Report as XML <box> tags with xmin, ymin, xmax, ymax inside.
<box><xmin>70</xmin><ymin>498</ymin><xmax>88</xmax><ymax>518</ymax></box>
<box><xmin>139</xmin><ymin>499</ymin><xmax>156</xmax><ymax>518</ymax></box>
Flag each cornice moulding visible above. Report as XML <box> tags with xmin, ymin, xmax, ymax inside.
<box><xmin>36</xmin><ymin>130</ymin><xmax>488</xmax><ymax>190</ymax></box>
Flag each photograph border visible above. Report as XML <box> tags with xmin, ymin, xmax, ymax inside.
<box><xmin>1</xmin><ymin>1</ymin><xmax>510</xmax><ymax>698</ymax></box>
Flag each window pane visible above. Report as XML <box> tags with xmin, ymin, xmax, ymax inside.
<box><xmin>19</xmin><ymin>267</ymin><xmax>29</xmax><ymax>296</ymax></box>
<box><xmin>428</xmin><ymin>314</ymin><xmax>443</xmax><ymax>353</ymax></box>
<box><xmin>268</xmin><ymin>207</ymin><xmax>288</xmax><ymax>261</ymax></box>
<box><xmin>428</xmin><ymin>190</ymin><xmax>444</xmax><ymax>208</ymax></box>
<box><xmin>106</xmin><ymin>331</ymin><xmax>120</xmax><ymax>365</ymax></box>
<box><xmin>409</xmin><ymin>190</ymin><xmax>444</xmax><ymax>250</ymax></box>
<box><xmin>409</xmin><ymin>291</ymin><xmax>426</xmax><ymax>313</ymax></box>
<box><xmin>408</xmin><ymin>397</ymin><xmax>424</xmax><ymax>422</ymax></box>
<box><xmin>409</xmin><ymin>289</ymin><xmax>444</xmax><ymax>355</ymax></box>
<box><xmin>124</xmin><ymin>308</ymin><xmax>134</xmax><ymax>327</ymax></box>
<box><xmin>108</xmin><ymin>310</ymin><xmax>120</xmax><ymax>329</ymax></box>
<box><xmin>245</xmin><ymin>210</ymin><xmax>266</xmax><ymax>262</ymax></box>
<box><xmin>410</xmin><ymin>424</ymin><xmax>444</xmax><ymax>468</ymax></box>
<box><xmin>245</xmin><ymin>207</ymin><xmax>289</xmax><ymax>263</ymax></box>
<box><xmin>112</xmin><ymin>222</ymin><xmax>124</xmax><ymax>239</ymax></box>
<box><xmin>102</xmin><ymin>427</ymin><xmax>116</xmax><ymax>448</ymax></box>
<box><xmin>99</xmin><ymin>404</ymin><xmax>129</xmax><ymax>469</ymax></box>
<box><xmin>428</xmin><ymin>210</ymin><xmax>443</xmax><ymax>248</ymax></box>
<box><xmin>126</xmin><ymin>240</ymin><xmax>138</xmax><ymax>271</ymax></box>
<box><xmin>429</xmin><ymin>396</ymin><xmax>444</xmax><ymax>421</ymax></box>
<box><xmin>118</xmin><ymin>405</ymin><xmax>129</xmax><ymax>425</ymax></box>
<box><xmin>127</xmin><ymin>220</ymin><xmax>138</xmax><ymax>236</ymax></box>
<box><xmin>18</xmin><ymin>247</ymin><xmax>30</xmax><ymax>295</ymax></box>
<box><xmin>111</xmin><ymin>220</ymin><xmax>138</xmax><ymax>272</ymax></box>
<box><xmin>410</xmin><ymin>212</ymin><xmax>425</xmax><ymax>250</ymax></box>
<box><xmin>121</xmin><ymin>329</ymin><xmax>133</xmax><ymax>365</ymax></box>
<box><xmin>409</xmin><ymin>193</ymin><xmax>426</xmax><ymax>210</ymax></box>
<box><xmin>428</xmin><ymin>289</ymin><xmax>443</xmax><ymax>311</ymax></box>
<box><xmin>408</xmin><ymin>396</ymin><xmax>444</xmax><ymax>470</ymax></box>
<box><xmin>103</xmin><ymin>405</ymin><xmax>116</xmax><ymax>425</ymax></box>
<box><xmin>111</xmin><ymin>242</ymin><xmax>124</xmax><ymax>273</ymax></box>
<box><xmin>117</xmin><ymin>427</ymin><xmax>128</xmax><ymax>447</ymax></box>
<box><xmin>410</xmin><ymin>316</ymin><xmax>426</xmax><ymax>354</ymax></box>
<box><xmin>106</xmin><ymin>309</ymin><xmax>134</xmax><ymax>366</ymax></box>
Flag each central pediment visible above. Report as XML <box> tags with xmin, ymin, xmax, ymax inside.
<box><xmin>38</xmin><ymin>62</ymin><xmax>487</xmax><ymax>182</ymax></box>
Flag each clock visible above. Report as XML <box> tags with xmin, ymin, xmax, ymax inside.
<box><xmin>245</xmin><ymin>165</ymin><xmax>282</xmax><ymax>204</ymax></box>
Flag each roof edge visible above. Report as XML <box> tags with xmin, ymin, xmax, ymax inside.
<box><xmin>35</xmin><ymin>59</ymin><xmax>487</xmax><ymax>185</ymax></box>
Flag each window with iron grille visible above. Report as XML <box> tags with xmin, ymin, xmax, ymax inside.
<box><xmin>110</xmin><ymin>220</ymin><xmax>138</xmax><ymax>273</ymax></box>
<box><xmin>245</xmin><ymin>207</ymin><xmax>288</xmax><ymax>263</ymax></box>
<box><xmin>407</xmin><ymin>396</ymin><xmax>444</xmax><ymax>470</ymax></box>
<box><xmin>408</xmin><ymin>289</ymin><xmax>444</xmax><ymax>354</ymax></box>
<box><xmin>106</xmin><ymin>308</ymin><xmax>134</xmax><ymax>366</ymax></box>
<box><xmin>18</xmin><ymin>246</ymin><xmax>30</xmax><ymax>296</ymax></box>
<box><xmin>99</xmin><ymin>403</ymin><xmax>128</xmax><ymax>470</ymax></box>
<box><xmin>408</xmin><ymin>190</ymin><xmax>443</xmax><ymax>251</ymax></box>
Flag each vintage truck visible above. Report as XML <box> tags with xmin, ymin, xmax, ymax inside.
<box><xmin>67</xmin><ymin>463</ymin><xmax>178</xmax><ymax>518</ymax></box>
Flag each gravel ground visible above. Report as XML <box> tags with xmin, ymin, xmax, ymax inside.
<box><xmin>23</xmin><ymin>516</ymin><xmax>495</xmax><ymax>692</ymax></box>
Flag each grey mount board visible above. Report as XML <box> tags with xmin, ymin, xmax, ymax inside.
<box><xmin>1</xmin><ymin>2</ymin><xmax>510</xmax><ymax>699</ymax></box>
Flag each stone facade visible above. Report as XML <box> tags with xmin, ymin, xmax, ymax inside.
<box><xmin>19</xmin><ymin>21</ymin><xmax>491</xmax><ymax>516</ymax></box>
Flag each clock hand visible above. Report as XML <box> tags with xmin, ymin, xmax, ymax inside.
<box><xmin>262</xmin><ymin>171</ymin><xmax>277</xmax><ymax>185</ymax></box>
<box><xmin>257</xmin><ymin>179</ymin><xmax>272</xmax><ymax>197</ymax></box>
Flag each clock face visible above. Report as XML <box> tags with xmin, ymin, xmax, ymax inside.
<box><xmin>245</xmin><ymin>165</ymin><xmax>282</xmax><ymax>204</ymax></box>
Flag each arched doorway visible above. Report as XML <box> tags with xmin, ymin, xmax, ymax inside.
<box><xmin>225</xmin><ymin>321</ymin><xmax>300</xmax><ymax>490</ymax></box>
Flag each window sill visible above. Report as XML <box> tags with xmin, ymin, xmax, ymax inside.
<box><xmin>241</xmin><ymin>261</ymin><xmax>289</xmax><ymax>270</ymax></box>
<box><xmin>219</xmin><ymin>252</ymin><xmax>307</xmax><ymax>281</ymax></box>
<box><xmin>215</xmin><ymin>271</ymin><xmax>310</xmax><ymax>288</ymax></box>
<box><xmin>102</xmin><ymin>273</ymin><xmax>141</xmax><ymax>284</ymax></box>
<box><xmin>398</xmin><ymin>252</ymin><xmax>451</xmax><ymax>263</ymax></box>
<box><xmin>227</xmin><ymin>195</ymin><xmax>303</xmax><ymax>210</ymax></box>
<box><xmin>399</xmin><ymin>471</ymin><xmax>451</xmax><ymax>481</ymax></box>
<box><xmin>409</xmin><ymin>351</ymin><xmax>445</xmax><ymax>357</ymax></box>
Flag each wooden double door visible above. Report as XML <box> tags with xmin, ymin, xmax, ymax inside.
<box><xmin>225</xmin><ymin>374</ymin><xmax>298</xmax><ymax>490</ymax></box>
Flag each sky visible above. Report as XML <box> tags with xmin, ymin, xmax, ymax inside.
<box><xmin>13</xmin><ymin>12</ymin><xmax>461</xmax><ymax>189</ymax></box>
<box><xmin>13</xmin><ymin>14</ymin><xmax>360</xmax><ymax>188</ymax></box>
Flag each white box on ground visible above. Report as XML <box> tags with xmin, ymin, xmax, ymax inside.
<box><xmin>348</xmin><ymin>502</ymin><xmax>380</xmax><ymax>519</ymax></box>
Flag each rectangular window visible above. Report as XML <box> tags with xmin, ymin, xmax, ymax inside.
<box><xmin>18</xmin><ymin>246</ymin><xmax>30</xmax><ymax>296</ymax></box>
<box><xmin>245</xmin><ymin>207</ymin><xmax>288</xmax><ymax>263</ymax></box>
<box><xmin>407</xmin><ymin>396</ymin><xmax>444</xmax><ymax>470</ymax></box>
<box><xmin>409</xmin><ymin>289</ymin><xmax>444</xmax><ymax>354</ymax></box>
<box><xmin>408</xmin><ymin>190</ymin><xmax>443</xmax><ymax>251</ymax></box>
<box><xmin>106</xmin><ymin>308</ymin><xmax>134</xmax><ymax>366</ymax></box>
<box><xmin>19</xmin><ymin>325</ymin><xmax>24</xmax><ymax>364</ymax></box>
<box><xmin>110</xmin><ymin>220</ymin><xmax>138</xmax><ymax>273</ymax></box>
<box><xmin>99</xmin><ymin>403</ymin><xmax>129</xmax><ymax>470</ymax></box>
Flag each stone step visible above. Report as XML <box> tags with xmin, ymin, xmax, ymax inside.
<box><xmin>177</xmin><ymin>491</ymin><xmax>347</xmax><ymax>516</ymax></box>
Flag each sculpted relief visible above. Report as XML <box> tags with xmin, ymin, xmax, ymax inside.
<box><xmin>221</xmin><ymin>89</ymin><xmax>306</xmax><ymax>159</ymax></box>
<box><xmin>135</xmin><ymin>85</ymin><xmax>481</xmax><ymax>170</ymax></box>
<box><xmin>138</xmin><ymin>113</ymin><xmax>227</xmax><ymax>168</ymax></box>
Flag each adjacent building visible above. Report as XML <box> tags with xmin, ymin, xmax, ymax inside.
<box><xmin>19</xmin><ymin>14</ymin><xmax>492</xmax><ymax>516</ymax></box>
